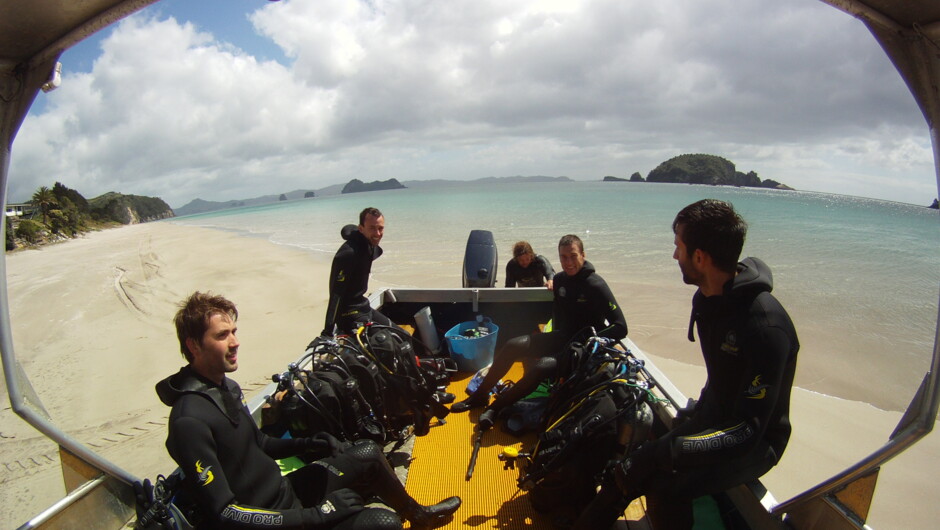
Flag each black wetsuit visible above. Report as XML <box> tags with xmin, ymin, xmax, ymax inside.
<box><xmin>577</xmin><ymin>257</ymin><xmax>799</xmax><ymax>529</ymax></box>
<box><xmin>549</xmin><ymin>260</ymin><xmax>627</xmax><ymax>343</ymax></box>
<box><xmin>156</xmin><ymin>366</ymin><xmax>404</xmax><ymax>529</ymax></box>
<box><xmin>478</xmin><ymin>261</ymin><xmax>627</xmax><ymax>410</ymax></box>
<box><xmin>504</xmin><ymin>255</ymin><xmax>555</xmax><ymax>287</ymax></box>
<box><xmin>322</xmin><ymin>225</ymin><xmax>389</xmax><ymax>336</ymax></box>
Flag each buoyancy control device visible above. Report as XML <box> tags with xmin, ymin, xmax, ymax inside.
<box><xmin>269</xmin><ymin>322</ymin><xmax>454</xmax><ymax>446</ymax></box>
<box><xmin>501</xmin><ymin>336</ymin><xmax>657</xmax><ymax>524</ymax></box>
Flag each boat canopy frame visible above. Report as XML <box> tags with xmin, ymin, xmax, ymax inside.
<box><xmin>1</xmin><ymin>1</ymin><xmax>938</xmax><ymax>528</ymax></box>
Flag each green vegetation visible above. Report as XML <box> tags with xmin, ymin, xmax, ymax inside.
<box><xmin>9</xmin><ymin>182</ymin><xmax>173</xmax><ymax>250</ymax></box>
<box><xmin>14</xmin><ymin>219</ymin><xmax>44</xmax><ymax>243</ymax></box>
<box><xmin>5</xmin><ymin>219</ymin><xmax>13</xmax><ymax>251</ymax></box>
<box><xmin>88</xmin><ymin>192</ymin><xmax>173</xmax><ymax>224</ymax></box>
<box><xmin>31</xmin><ymin>186</ymin><xmax>56</xmax><ymax>225</ymax></box>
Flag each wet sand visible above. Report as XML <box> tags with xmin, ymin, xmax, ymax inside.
<box><xmin>1</xmin><ymin>221</ymin><xmax>936</xmax><ymax>528</ymax></box>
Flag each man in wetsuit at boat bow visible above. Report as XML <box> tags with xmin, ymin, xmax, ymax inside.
<box><xmin>574</xmin><ymin>199</ymin><xmax>799</xmax><ymax>529</ymax></box>
<box><xmin>156</xmin><ymin>291</ymin><xmax>460</xmax><ymax>529</ymax></box>
<box><xmin>320</xmin><ymin>207</ymin><xmax>395</xmax><ymax>339</ymax></box>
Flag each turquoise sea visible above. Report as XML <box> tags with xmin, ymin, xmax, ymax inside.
<box><xmin>171</xmin><ymin>182</ymin><xmax>939</xmax><ymax>412</ymax></box>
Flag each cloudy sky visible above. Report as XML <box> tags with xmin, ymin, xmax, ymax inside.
<box><xmin>10</xmin><ymin>0</ymin><xmax>938</xmax><ymax>208</ymax></box>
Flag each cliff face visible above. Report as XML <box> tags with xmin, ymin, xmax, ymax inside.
<box><xmin>89</xmin><ymin>192</ymin><xmax>174</xmax><ymax>224</ymax></box>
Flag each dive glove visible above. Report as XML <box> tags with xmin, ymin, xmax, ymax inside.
<box><xmin>302</xmin><ymin>488</ymin><xmax>364</xmax><ymax>528</ymax></box>
<box><xmin>305</xmin><ymin>431</ymin><xmax>345</xmax><ymax>458</ymax></box>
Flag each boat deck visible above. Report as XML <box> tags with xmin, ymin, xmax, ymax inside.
<box><xmin>404</xmin><ymin>363</ymin><xmax>650</xmax><ymax>529</ymax></box>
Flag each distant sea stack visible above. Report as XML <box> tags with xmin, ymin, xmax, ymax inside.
<box><xmin>341</xmin><ymin>178</ymin><xmax>406</xmax><ymax>194</ymax></box>
<box><xmin>603</xmin><ymin>172</ymin><xmax>644</xmax><ymax>182</ymax></box>
<box><xmin>642</xmin><ymin>154</ymin><xmax>793</xmax><ymax>190</ymax></box>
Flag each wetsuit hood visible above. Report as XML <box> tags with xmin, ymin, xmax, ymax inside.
<box><xmin>687</xmin><ymin>257</ymin><xmax>774</xmax><ymax>341</ymax></box>
<box><xmin>342</xmin><ymin>223</ymin><xmax>383</xmax><ymax>258</ymax></box>
<box><xmin>727</xmin><ymin>257</ymin><xmax>774</xmax><ymax>299</ymax></box>
<box><xmin>340</xmin><ymin>224</ymin><xmax>358</xmax><ymax>240</ymax></box>
<box><xmin>156</xmin><ymin>365</ymin><xmax>243</xmax><ymax>425</ymax></box>
<box><xmin>573</xmin><ymin>260</ymin><xmax>596</xmax><ymax>280</ymax></box>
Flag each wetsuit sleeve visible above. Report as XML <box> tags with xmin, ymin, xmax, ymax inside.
<box><xmin>588</xmin><ymin>277</ymin><xmax>627</xmax><ymax>340</ymax></box>
<box><xmin>257</xmin><ymin>428</ymin><xmax>309</xmax><ymax>461</ymax></box>
<box><xmin>169</xmin><ymin>416</ymin><xmax>309</xmax><ymax>529</ymax></box>
<box><xmin>504</xmin><ymin>260</ymin><xmax>517</xmax><ymax>287</ymax></box>
<box><xmin>537</xmin><ymin>256</ymin><xmax>555</xmax><ymax>281</ymax></box>
<box><xmin>662</xmin><ymin>323</ymin><xmax>794</xmax><ymax>470</ymax></box>
<box><xmin>322</xmin><ymin>245</ymin><xmax>354</xmax><ymax>336</ymax></box>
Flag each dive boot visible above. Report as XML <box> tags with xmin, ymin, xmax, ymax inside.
<box><xmin>406</xmin><ymin>496</ymin><xmax>462</xmax><ymax>529</ymax></box>
<box><xmin>450</xmin><ymin>394</ymin><xmax>488</xmax><ymax>413</ymax></box>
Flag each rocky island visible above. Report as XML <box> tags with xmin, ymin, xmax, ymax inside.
<box><xmin>341</xmin><ymin>178</ymin><xmax>406</xmax><ymax>194</ymax></box>
<box><xmin>613</xmin><ymin>154</ymin><xmax>793</xmax><ymax>190</ymax></box>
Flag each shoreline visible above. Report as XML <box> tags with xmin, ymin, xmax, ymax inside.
<box><xmin>1</xmin><ymin>221</ymin><xmax>937</xmax><ymax>528</ymax></box>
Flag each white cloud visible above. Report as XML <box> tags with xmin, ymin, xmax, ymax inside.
<box><xmin>9</xmin><ymin>0</ymin><xmax>936</xmax><ymax>208</ymax></box>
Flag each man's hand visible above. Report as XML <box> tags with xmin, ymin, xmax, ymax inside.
<box><xmin>133</xmin><ymin>478</ymin><xmax>155</xmax><ymax>519</ymax></box>
<box><xmin>133</xmin><ymin>478</ymin><xmax>172</xmax><ymax>529</ymax></box>
<box><xmin>306</xmin><ymin>432</ymin><xmax>345</xmax><ymax>458</ymax></box>
<box><xmin>304</xmin><ymin>488</ymin><xmax>364</xmax><ymax>526</ymax></box>
<box><xmin>673</xmin><ymin>398</ymin><xmax>697</xmax><ymax>428</ymax></box>
<box><xmin>612</xmin><ymin>443</ymin><xmax>658</xmax><ymax>497</ymax></box>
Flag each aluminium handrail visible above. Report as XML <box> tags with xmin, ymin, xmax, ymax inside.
<box><xmin>17</xmin><ymin>475</ymin><xmax>109</xmax><ymax>530</ymax></box>
<box><xmin>771</xmin><ymin>290</ymin><xmax>940</xmax><ymax>516</ymax></box>
<box><xmin>0</xmin><ymin>229</ymin><xmax>139</xmax><ymax>485</ymax></box>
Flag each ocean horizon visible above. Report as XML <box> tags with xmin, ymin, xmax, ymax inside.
<box><xmin>170</xmin><ymin>181</ymin><xmax>940</xmax><ymax>413</ymax></box>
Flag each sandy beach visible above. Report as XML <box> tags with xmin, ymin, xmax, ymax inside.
<box><xmin>1</xmin><ymin>221</ymin><xmax>937</xmax><ymax>528</ymax></box>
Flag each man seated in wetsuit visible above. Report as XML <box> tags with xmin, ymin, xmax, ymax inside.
<box><xmin>157</xmin><ymin>291</ymin><xmax>460</xmax><ymax>529</ymax></box>
<box><xmin>504</xmin><ymin>241</ymin><xmax>555</xmax><ymax>289</ymax></box>
<box><xmin>320</xmin><ymin>207</ymin><xmax>394</xmax><ymax>338</ymax></box>
<box><xmin>451</xmin><ymin>234</ymin><xmax>627</xmax><ymax>421</ymax></box>
<box><xmin>574</xmin><ymin>199</ymin><xmax>800</xmax><ymax>530</ymax></box>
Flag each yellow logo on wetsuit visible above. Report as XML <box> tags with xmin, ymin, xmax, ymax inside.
<box><xmin>195</xmin><ymin>460</ymin><xmax>214</xmax><ymax>486</ymax></box>
<box><xmin>337</xmin><ymin>269</ymin><xmax>346</xmax><ymax>282</ymax></box>
<box><xmin>745</xmin><ymin>375</ymin><xmax>768</xmax><ymax>399</ymax></box>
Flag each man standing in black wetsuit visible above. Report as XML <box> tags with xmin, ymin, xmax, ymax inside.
<box><xmin>504</xmin><ymin>241</ymin><xmax>555</xmax><ymax>289</ymax></box>
<box><xmin>574</xmin><ymin>199</ymin><xmax>800</xmax><ymax>530</ymax></box>
<box><xmin>321</xmin><ymin>207</ymin><xmax>393</xmax><ymax>338</ymax></box>
<box><xmin>451</xmin><ymin>234</ymin><xmax>627</xmax><ymax>419</ymax></box>
<box><xmin>156</xmin><ymin>292</ymin><xmax>460</xmax><ymax>529</ymax></box>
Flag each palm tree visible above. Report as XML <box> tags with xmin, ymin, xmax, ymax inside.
<box><xmin>31</xmin><ymin>186</ymin><xmax>57</xmax><ymax>225</ymax></box>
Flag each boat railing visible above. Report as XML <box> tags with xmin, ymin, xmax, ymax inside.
<box><xmin>1</xmin><ymin>256</ymin><xmax>139</xmax><ymax>528</ymax></box>
<box><xmin>770</xmin><ymin>304</ymin><xmax>940</xmax><ymax>527</ymax></box>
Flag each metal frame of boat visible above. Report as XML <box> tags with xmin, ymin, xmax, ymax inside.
<box><xmin>1</xmin><ymin>1</ymin><xmax>938</xmax><ymax>528</ymax></box>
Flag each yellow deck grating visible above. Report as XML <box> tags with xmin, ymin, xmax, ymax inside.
<box><xmin>405</xmin><ymin>363</ymin><xmax>649</xmax><ymax>529</ymax></box>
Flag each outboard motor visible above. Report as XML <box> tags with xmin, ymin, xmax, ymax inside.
<box><xmin>462</xmin><ymin>230</ymin><xmax>497</xmax><ymax>287</ymax></box>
